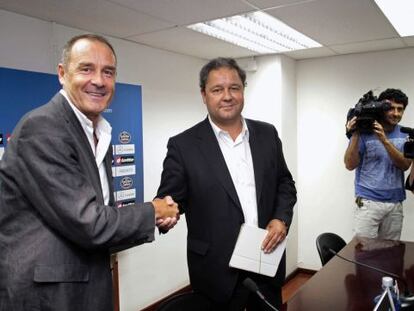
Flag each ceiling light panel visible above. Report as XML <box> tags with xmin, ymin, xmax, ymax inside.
<box><xmin>188</xmin><ymin>11</ymin><xmax>321</xmax><ymax>54</ymax></box>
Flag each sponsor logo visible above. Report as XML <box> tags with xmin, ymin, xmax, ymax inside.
<box><xmin>113</xmin><ymin>165</ymin><xmax>136</xmax><ymax>177</ymax></box>
<box><xmin>119</xmin><ymin>131</ymin><xmax>131</xmax><ymax>144</ymax></box>
<box><xmin>116</xmin><ymin>199</ymin><xmax>135</xmax><ymax>208</ymax></box>
<box><xmin>115</xmin><ymin>156</ymin><xmax>135</xmax><ymax>165</ymax></box>
<box><xmin>114</xmin><ymin>144</ymin><xmax>135</xmax><ymax>155</ymax></box>
<box><xmin>120</xmin><ymin>176</ymin><xmax>133</xmax><ymax>189</ymax></box>
<box><xmin>0</xmin><ymin>134</ymin><xmax>3</xmax><ymax>145</ymax></box>
<box><xmin>116</xmin><ymin>189</ymin><xmax>136</xmax><ymax>201</ymax></box>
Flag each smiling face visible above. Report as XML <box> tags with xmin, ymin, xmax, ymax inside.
<box><xmin>201</xmin><ymin>67</ymin><xmax>244</xmax><ymax>129</ymax></box>
<box><xmin>58</xmin><ymin>38</ymin><xmax>116</xmax><ymax>125</ymax></box>
<box><xmin>383</xmin><ymin>100</ymin><xmax>405</xmax><ymax>128</ymax></box>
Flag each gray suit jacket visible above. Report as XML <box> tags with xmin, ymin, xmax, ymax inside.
<box><xmin>0</xmin><ymin>93</ymin><xmax>154</xmax><ymax>311</ymax></box>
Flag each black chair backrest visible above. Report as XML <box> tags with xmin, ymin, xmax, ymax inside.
<box><xmin>156</xmin><ymin>292</ymin><xmax>211</xmax><ymax>311</ymax></box>
<box><xmin>316</xmin><ymin>232</ymin><xmax>346</xmax><ymax>266</ymax></box>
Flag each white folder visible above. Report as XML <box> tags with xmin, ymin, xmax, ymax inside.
<box><xmin>229</xmin><ymin>224</ymin><xmax>287</xmax><ymax>277</ymax></box>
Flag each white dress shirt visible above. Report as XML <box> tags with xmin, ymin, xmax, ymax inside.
<box><xmin>209</xmin><ymin>116</ymin><xmax>258</xmax><ymax>226</ymax></box>
<box><xmin>60</xmin><ymin>89</ymin><xmax>112</xmax><ymax>205</ymax></box>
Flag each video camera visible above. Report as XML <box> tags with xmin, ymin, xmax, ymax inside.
<box><xmin>401</xmin><ymin>126</ymin><xmax>414</xmax><ymax>158</ymax></box>
<box><xmin>347</xmin><ymin>90</ymin><xmax>391</xmax><ymax>134</ymax></box>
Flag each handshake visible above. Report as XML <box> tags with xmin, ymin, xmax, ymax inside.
<box><xmin>152</xmin><ymin>196</ymin><xmax>180</xmax><ymax>231</ymax></box>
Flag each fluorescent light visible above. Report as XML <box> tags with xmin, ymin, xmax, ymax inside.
<box><xmin>375</xmin><ymin>0</ymin><xmax>414</xmax><ymax>37</ymax></box>
<box><xmin>188</xmin><ymin>11</ymin><xmax>321</xmax><ymax>54</ymax></box>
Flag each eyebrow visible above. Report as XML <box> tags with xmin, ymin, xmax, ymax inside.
<box><xmin>77</xmin><ymin>62</ymin><xmax>116</xmax><ymax>71</ymax></box>
<box><xmin>103</xmin><ymin>65</ymin><xmax>117</xmax><ymax>72</ymax></box>
<box><xmin>210</xmin><ymin>82</ymin><xmax>242</xmax><ymax>88</ymax></box>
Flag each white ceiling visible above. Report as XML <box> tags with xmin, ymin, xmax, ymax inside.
<box><xmin>1</xmin><ymin>0</ymin><xmax>413</xmax><ymax>60</ymax></box>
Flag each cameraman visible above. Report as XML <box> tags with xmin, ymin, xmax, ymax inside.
<box><xmin>344</xmin><ymin>88</ymin><xmax>411</xmax><ymax>240</ymax></box>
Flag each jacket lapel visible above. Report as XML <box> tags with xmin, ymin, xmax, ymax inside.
<box><xmin>196</xmin><ymin>118</ymin><xmax>242</xmax><ymax>210</ymax></box>
<box><xmin>246</xmin><ymin>120</ymin><xmax>264</xmax><ymax>206</ymax></box>
<box><xmin>56</xmin><ymin>93</ymin><xmax>105</xmax><ymax>204</ymax></box>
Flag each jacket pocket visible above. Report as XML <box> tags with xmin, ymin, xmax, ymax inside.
<box><xmin>187</xmin><ymin>237</ymin><xmax>209</xmax><ymax>256</ymax></box>
<box><xmin>33</xmin><ymin>264</ymin><xmax>89</xmax><ymax>283</ymax></box>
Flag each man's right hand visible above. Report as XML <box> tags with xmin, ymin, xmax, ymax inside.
<box><xmin>344</xmin><ymin>116</ymin><xmax>361</xmax><ymax>170</ymax></box>
<box><xmin>152</xmin><ymin>196</ymin><xmax>179</xmax><ymax>221</ymax></box>
<box><xmin>346</xmin><ymin>116</ymin><xmax>358</xmax><ymax>135</ymax></box>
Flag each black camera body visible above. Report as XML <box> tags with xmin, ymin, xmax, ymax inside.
<box><xmin>347</xmin><ymin>90</ymin><xmax>391</xmax><ymax>134</ymax></box>
<box><xmin>400</xmin><ymin>127</ymin><xmax>414</xmax><ymax>158</ymax></box>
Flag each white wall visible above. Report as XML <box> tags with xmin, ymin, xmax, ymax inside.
<box><xmin>242</xmin><ymin>47</ymin><xmax>414</xmax><ymax>274</ymax></box>
<box><xmin>242</xmin><ymin>55</ymin><xmax>298</xmax><ymax>275</ymax></box>
<box><xmin>296</xmin><ymin>48</ymin><xmax>414</xmax><ymax>270</ymax></box>
<box><xmin>0</xmin><ymin>9</ymin><xmax>204</xmax><ymax>311</ymax></box>
<box><xmin>113</xmin><ymin>35</ymin><xmax>206</xmax><ymax>311</ymax></box>
<box><xmin>4</xmin><ymin>7</ymin><xmax>414</xmax><ymax>311</ymax></box>
<box><xmin>1</xmin><ymin>9</ymin><xmax>301</xmax><ymax>311</ymax></box>
<box><xmin>280</xmin><ymin>55</ymin><xmax>299</xmax><ymax>275</ymax></box>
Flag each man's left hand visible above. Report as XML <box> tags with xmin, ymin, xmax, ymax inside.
<box><xmin>261</xmin><ymin>219</ymin><xmax>287</xmax><ymax>254</ymax></box>
<box><xmin>373</xmin><ymin>121</ymin><xmax>387</xmax><ymax>142</ymax></box>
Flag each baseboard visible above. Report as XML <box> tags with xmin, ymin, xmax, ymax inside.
<box><xmin>140</xmin><ymin>284</ymin><xmax>192</xmax><ymax>311</ymax></box>
<box><xmin>140</xmin><ymin>268</ymin><xmax>317</xmax><ymax>310</ymax></box>
<box><xmin>285</xmin><ymin>267</ymin><xmax>317</xmax><ymax>283</ymax></box>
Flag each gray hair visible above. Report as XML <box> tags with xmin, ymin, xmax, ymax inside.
<box><xmin>61</xmin><ymin>34</ymin><xmax>117</xmax><ymax>67</ymax></box>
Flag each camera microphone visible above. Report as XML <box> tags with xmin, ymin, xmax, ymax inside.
<box><xmin>324</xmin><ymin>246</ymin><xmax>414</xmax><ymax>306</ymax></box>
<box><xmin>400</xmin><ymin>127</ymin><xmax>414</xmax><ymax>135</ymax></box>
<box><xmin>243</xmin><ymin>278</ymin><xmax>279</xmax><ymax>311</ymax></box>
<box><xmin>400</xmin><ymin>126</ymin><xmax>414</xmax><ymax>159</ymax></box>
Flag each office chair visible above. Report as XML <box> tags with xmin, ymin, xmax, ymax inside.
<box><xmin>156</xmin><ymin>291</ymin><xmax>212</xmax><ymax>311</ymax></box>
<box><xmin>316</xmin><ymin>232</ymin><xmax>346</xmax><ymax>266</ymax></box>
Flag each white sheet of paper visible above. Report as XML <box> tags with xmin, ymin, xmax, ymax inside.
<box><xmin>229</xmin><ymin>224</ymin><xmax>287</xmax><ymax>277</ymax></box>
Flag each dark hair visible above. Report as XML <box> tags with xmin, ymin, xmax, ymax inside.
<box><xmin>378</xmin><ymin>88</ymin><xmax>408</xmax><ymax>108</ymax></box>
<box><xmin>61</xmin><ymin>34</ymin><xmax>117</xmax><ymax>67</ymax></box>
<box><xmin>199</xmin><ymin>57</ymin><xmax>246</xmax><ymax>91</ymax></box>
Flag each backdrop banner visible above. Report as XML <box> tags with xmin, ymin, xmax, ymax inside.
<box><xmin>0</xmin><ymin>66</ymin><xmax>144</xmax><ymax>205</ymax></box>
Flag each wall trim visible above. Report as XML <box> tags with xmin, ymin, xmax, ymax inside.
<box><xmin>139</xmin><ymin>268</ymin><xmax>317</xmax><ymax>310</ymax></box>
<box><xmin>140</xmin><ymin>285</ymin><xmax>192</xmax><ymax>311</ymax></box>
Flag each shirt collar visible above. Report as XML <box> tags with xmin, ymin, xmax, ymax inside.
<box><xmin>208</xmin><ymin>115</ymin><xmax>249</xmax><ymax>142</ymax></box>
<box><xmin>60</xmin><ymin>89</ymin><xmax>111</xmax><ymax>138</ymax></box>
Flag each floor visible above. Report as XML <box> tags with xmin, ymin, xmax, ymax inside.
<box><xmin>142</xmin><ymin>270</ymin><xmax>314</xmax><ymax>310</ymax></box>
<box><xmin>282</xmin><ymin>271</ymin><xmax>314</xmax><ymax>303</ymax></box>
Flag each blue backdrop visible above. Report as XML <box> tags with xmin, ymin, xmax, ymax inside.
<box><xmin>0</xmin><ymin>67</ymin><xmax>143</xmax><ymax>205</ymax></box>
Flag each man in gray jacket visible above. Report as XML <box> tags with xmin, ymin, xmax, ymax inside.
<box><xmin>0</xmin><ymin>34</ymin><xmax>178</xmax><ymax>311</ymax></box>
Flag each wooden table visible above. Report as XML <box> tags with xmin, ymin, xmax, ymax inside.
<box><xmin>284</xmin><ymin>237</ymin><xmax>414</xmax><ymax>311</ymax></box>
